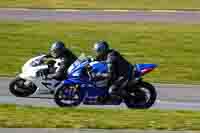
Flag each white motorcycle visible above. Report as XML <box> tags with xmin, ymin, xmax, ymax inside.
<box><xmin>9</xmin><ymin>54</ymin><xmax>63</xmax><ymax>97</ymax></box>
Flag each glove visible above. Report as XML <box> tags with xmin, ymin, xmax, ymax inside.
<box><xmin>45</xmin><ymin>53</ymin><xmax>52</xmax><ymax>58</ymax></box>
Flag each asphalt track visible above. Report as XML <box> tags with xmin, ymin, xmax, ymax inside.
<box><xmin>1</xmin><ymin>78</ymin><xmax>200</xmax><ymax>110</ymax></box>
<box><xmin>0</xmin><ymin>8</ymin><xmax>200</xmax><ymax>23</ymax></box>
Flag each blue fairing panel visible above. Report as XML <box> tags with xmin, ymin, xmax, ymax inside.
<box><xmin>136</xmin><ymin>64</ymin><xmax>157</xmax><ymax>71</ymax></box>
<box><xmin>90</xmin><ymin>61</ymin><xmax>108</xmax><ymax>73</ymax></box>
<box><xmin>135</xmin><ymin>64</ymin><xmax>157</xmax><ymax>77</ymax></box>
<box><xmin>63</xmin><ymin>78</ymin><xmax>87</xmax><ymax>85</ymax></box>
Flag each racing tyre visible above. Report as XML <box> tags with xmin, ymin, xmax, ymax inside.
<box><xmin>9</xmin><ymin>77</ymin><xmax>37</xmax><ymax>97</ymax></box>
<box><xmin>54</xmin><ymin>85</ymin><xmax>82</xmax><ymax>107</ymax></box>
<box><xmin>124</xmin><ymin>81</ymin><xmax>157</xmax><ymax>109</ymax></box>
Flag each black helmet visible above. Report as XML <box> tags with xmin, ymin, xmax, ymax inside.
<box><xmin>93</xmin><ymin>40</ymin><xmax>109</xmax><ymax>56</ymax></box>
<box><xmin>50</xmin><ymin>41</ymin><xmax>65</xmax><ymax>58</ymax></box>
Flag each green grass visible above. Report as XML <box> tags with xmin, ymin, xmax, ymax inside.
<box><xmin>0</xmin><ymin>21</ymin><xmax>200</xmax><ymax>84</ymax></box>
<box><xmin>0</xmin><ymin>104</ymin><xmax>200</xmax><ymax>129</ymax></box>
<box><xmin>1</xmin><ymin>0</ymin><xmax>200</xmax><ymax>10</ymax></box>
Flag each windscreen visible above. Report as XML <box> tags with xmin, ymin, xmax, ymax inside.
<box><xmin>67</xmin><ymin>53</ymin><xmax>88</xmax><ymax>74</ymax></box>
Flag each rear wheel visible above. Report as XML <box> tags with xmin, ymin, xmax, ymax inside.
<box><xmin>9</xmin><ymin>77</ymin><xmax>37</xmax><ymax>97</ymax></box>
<box><xmin>124</xmin><ymin>81</ymin><xmax>157</xmax><ymax>109</ymax></box>
<box><xmin>54</xmin><ymin>85</ymin><xmax>82</xmax><ymax>107</ymax></box>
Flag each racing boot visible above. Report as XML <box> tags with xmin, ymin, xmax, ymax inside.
<box><xmin>109</xmin><ymin>85</ymin><xmax>122</xmax><ymax>102</ymax></box>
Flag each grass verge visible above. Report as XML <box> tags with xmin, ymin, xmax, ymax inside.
<box><xmin>1</xmin><ymin>0</ymin><xmax>200</xmax><ymax>10</ymax></box>
<box><xmin>0</xmin><ymin>104</ymin><xmax>200</xmax><ymax>129</ymax></box>
<box><xmin>0</xmin><ymin>21</ymin><xmax>200</xmax><ymax>84</ymax></box>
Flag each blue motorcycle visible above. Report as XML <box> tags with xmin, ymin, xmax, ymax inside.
<box><xmin>54</xmin><ymin>54</ymin><xmax>158</xmax><ymax>109</ymax></box>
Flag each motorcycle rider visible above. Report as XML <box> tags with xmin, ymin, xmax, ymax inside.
<box><xmin>92</xmin><ymin>40</ymin><xmax>134</xmax><ymax>99</ymax></box>
<box><xmin>46</xmin><ymin>41</ymin><xmax>77</xmax><ymax>80</ymax></box>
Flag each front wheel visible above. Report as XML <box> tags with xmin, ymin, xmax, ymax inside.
<box><xmin>54</xmin><ymin>85</ymin><xmax>82</xmax><ymax>107</ymax></box>
<box><xmin>9</xmin><ymin>77</ymin><xmax>37</xmax><ymax>97</ymax></box>
<box><xmin>124</xmin><ymin>81</ymin><xmax>157</xmax><ymax>109</ymax></box>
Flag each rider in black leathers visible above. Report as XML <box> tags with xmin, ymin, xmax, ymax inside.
<box><xmin>93</xmin><ymin>40</ymin><xmax>134</xmax><ymax>98</ymax></box>
<box><xmin>46</xmin><ymin>41</ymin><xmax>77</xmax><ymax>80</ymax></box>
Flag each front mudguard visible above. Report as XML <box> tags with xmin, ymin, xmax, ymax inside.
<box><xmin>63</xmin><ymin>78</ymin><xmax>88</xmax><ymax>86</ymax></box>
<box><xmin>62</xmin><ymin>78</ymin><xmax>90</xmax><ymax>100</ymax></box>
<box><xmin>18</xmin><ymin>73</ymin><xmax>36</xmax><ymax>81</ymax></box>
<box><xmin>18</xmin><ymin>73</ymin><xmax>28</xmax><ymax>78</ymax></box>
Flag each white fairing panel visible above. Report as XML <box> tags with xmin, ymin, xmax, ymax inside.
<box><xmin>21</xmin><ymin>55</ymin><xmax>48</xmax><ymax>79</ymax></box>
<box><xmin>17</xmin><ymin>55</ymin><xmax>64</xmax><ymax>95</ymax></box>
<box><xmin>22</xmin><ymin>65</ymin><xmax>48</xmax><ymax>78</ymax></box>
<box><xmin>54</xmin><ymin>58</ymin><xmax>62</xmax><ymax>72</ymax></box>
